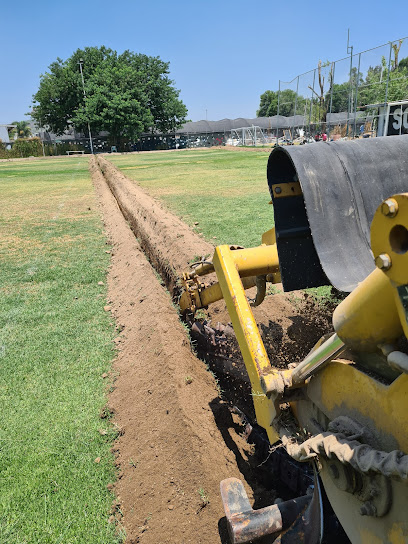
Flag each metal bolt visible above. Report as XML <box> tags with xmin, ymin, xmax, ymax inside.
<box><xmin>375</xmin><ymin>253</ymin><xmax>392</xmax><ymax>270</ymax></box>
<box><xmin>381</xmin><ymin>198</ymin><xmax>398</xmax><ymax>218</ymax></box>
<box><xmin>360</xmin><ymin>501</ymin><xmax>377</xmax><ymax>517</ymax></box>
<box><xmin>275</xmin><ymin>186</ymin><xmax>282</xmax><ymax>194</ymax></box>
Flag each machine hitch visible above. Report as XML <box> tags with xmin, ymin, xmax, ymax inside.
<box><xmin>220</xmin><ymin>477</ymin><xmax>320</xmax><ymax>544</ymax></box>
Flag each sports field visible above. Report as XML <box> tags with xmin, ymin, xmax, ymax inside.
<box><xmin>108</xmin><ymin>148</ymin><xmax>274</xmax><ymax>248</ymax></box>
<box><xmin>108</xmin><ymin>149</ymin><xmax>331</xmax><ymax>300</ymax></box>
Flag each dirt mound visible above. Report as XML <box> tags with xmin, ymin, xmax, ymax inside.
<box><xmin>96</xmin><ymin>156</ymin><xmax>214</xmax><ymax>293</ymax></box>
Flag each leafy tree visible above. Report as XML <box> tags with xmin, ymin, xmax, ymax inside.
<box><xmin>358</xmin><ymin>57</ymin><xmax>408</xmax><ymax>107</ymax></box>
<box><xmin>398</xmin><ymin>56</ymin><xmax>408</xmax><ymax>71</ymax></box>
<box><xmin>257</xmin><ymin>90</ymin><xmax>278</xmax><ymax>117</ymax></box>
<box><xmin>327</xmin><ymin>82</ymin><xmax>350</xmax><ymax>113</ymax></box>
<box><xmin>257</xmin><ymin>89</ymin><xmax>305</xmax><ymax>117</ymax></box>
<box><xmin>31</xmin><ymin>46</ymin><xmax>187</xmax><ymax>144</ymax></box>
<box><xmin>11</xmin><ymin>120</ymin><xmax>31</xmax><ymax>139</ymax></box>
<box><xmin>325</xmin><ymin>68</ymin><xmax>364</xmax><ymax>113</ymax></box>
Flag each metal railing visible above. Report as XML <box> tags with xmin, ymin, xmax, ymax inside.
<box><xmin>276</xmin><ymin>37</ymin><xmax>408</xmax><ymax>143</ymax></box>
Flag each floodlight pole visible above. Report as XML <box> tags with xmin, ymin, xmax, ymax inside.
<box><xmin>78</xmin><ymin>59</ymin><xmax>94</xmax><ymax>154</ymax></box>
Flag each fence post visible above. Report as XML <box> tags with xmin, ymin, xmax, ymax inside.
<box><xmin>347</xmin><ymin>50</ymin><xmax>354</xmax><ymax>137</ymax></box>
<box><xmin>327</xmin><ymin>62</ymin><xmax>335</xmax><ymax>138</ymax></box>
<box><xmin>292</xmin><ymin>75</ymin><xmax>299</xmax><ymax>140</ymax></box>
<box><xmin>308</xmin><ymin>69</ymin><xmax>316</xmax><ymax>138</ymax></box>
<box><xmin>353</xmin><ymin>53</ymin><xmax>362</xmax><ymax>137</ymax></box>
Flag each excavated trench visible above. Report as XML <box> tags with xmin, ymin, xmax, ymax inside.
<box><xmin>92</xmin><ymin>155</ymin><xmax>336</xmax><ymax>542</ymax></box>
<box><xmin>94</xmin><ymin>154</ymin><xmax>334</xmax><ymax>411</ymax></box>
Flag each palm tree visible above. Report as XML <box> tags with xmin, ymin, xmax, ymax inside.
<box><xmin>11</xmin><ymin>120</ymin><xmax>32</xmax><ymax>139</ymax></box>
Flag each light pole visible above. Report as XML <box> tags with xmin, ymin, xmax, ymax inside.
<box><xmin>78</xmin><ymin>58</ymin><xmax>94</xmax><ymax>154</ymax></box>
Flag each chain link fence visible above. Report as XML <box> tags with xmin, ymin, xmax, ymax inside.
<box><xmin>277</xmin><ymin>37</ymin><xmax>408</xmax><ymax>142</ymax></box>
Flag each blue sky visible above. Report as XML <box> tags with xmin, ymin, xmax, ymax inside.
<box><xmin>1</xmin><ymin>0</ymin><xmax>408</xmax><ymax>123</ymax></box>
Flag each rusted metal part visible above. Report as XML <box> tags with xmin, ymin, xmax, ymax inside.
<box><xmin>220</xmin><ymin>477</ymin><xmax>315</xmax><ymax>544</ymax></box>
<box><xmin>251</xmin><ymin>275</ymin><xmax>267</xmax><ymax>308</ymax></box>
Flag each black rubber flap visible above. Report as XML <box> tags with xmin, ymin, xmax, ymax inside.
<box><xmin>267</xmin><ymin>135</ymin><xmax>408</xmax><ymax>292</ymax></box>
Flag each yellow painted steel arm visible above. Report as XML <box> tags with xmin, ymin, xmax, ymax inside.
<box><xmin>213</xmin><ymin>245</ymin><xmax>284</xmax><ymax>444</ymax></box>
<box><xmin>180</xmin><ymin>244</ymin><xmax>281</xmax><ymax>313</ymax></box>
<box><xmin>229</xmin><ymin>245</ymin><xmax>280</xmax><ymax>277</ymax></box>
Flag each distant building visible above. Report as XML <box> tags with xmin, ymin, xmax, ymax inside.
<box><xmin>27</xmin><ymin>119</ymin><xmax>109</xmax><ymax>152</ymax></box>
<box><xmin>0</xmin><ymin>124</ymin><xmax>16</xmax><ymax>147</ymax></box>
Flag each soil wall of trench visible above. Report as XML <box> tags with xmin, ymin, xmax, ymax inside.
<box><xmin>91</xmin><ymin>155</ymin><xmax>334</xmax><ymax>543</ymax></box>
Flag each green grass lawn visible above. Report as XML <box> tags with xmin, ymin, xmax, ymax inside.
<box><xmin>0</xmin><ymin>158</ymin><xmax>122</xmax><ymax>543</ymax></box>
<box><xmin>108</xmin><ymin>149</ymin><xmax>274</xmax><ymax>248</ymax></box>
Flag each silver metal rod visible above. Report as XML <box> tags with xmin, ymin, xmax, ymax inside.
<box><xmin>290</xmin><ymin>333</ymin><xmax>345</xmax><ymax>386</ymax></box>
<box><xmin>353</xmin><ymin>53</ymin><xmax>361</xmax><ymax>137</ymax></box>
<box><xmin>347</xmin><ymin>48</ymin><xmax>354</xmax><ymax>138</ymax></box>
<box><xmin>308</xmin><ymin>69</ymin><xmax>316</xmax><ymax>135</ymax></box>
<box><xmin>327</xmin><ymin>61</ymin><xmax>335</xmax><ymax>136</ymax></box>
<box><xmin>292</xmin><ymin>75</ymin><xmax>299</xmax><ymax>139</ymax></box>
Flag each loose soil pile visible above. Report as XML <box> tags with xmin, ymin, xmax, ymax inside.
<box><xmin>91</xmin><ymin>156</ymin><xmax>334</xmax><ymax>543</ymax></box>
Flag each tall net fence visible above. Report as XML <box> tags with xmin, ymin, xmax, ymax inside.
<box><xmin>277</xmin><ymin>37</ymin><xmax>408</xmax><ymax>142</ymax></box>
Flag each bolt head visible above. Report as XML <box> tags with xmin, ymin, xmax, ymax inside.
<box><xmin>381</xmin><ymin>198</ymin><xmax>398</xmax><ymax>217</ymax></box>
<box><xmin>375</xmin><ymin>253</ymin><xmax>392</xmax><ymax>270</ymax></box>
<box><xmin>274</xmin><ymin>186</ymin><xmax>282</xmax><ymax>194</ymax></box>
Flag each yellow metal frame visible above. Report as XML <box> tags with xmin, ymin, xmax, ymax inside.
<box><xmin>180</xmin><ymin>230</ymin><xmax>285</xmax><ymax>443</ymax></box>
<box><xmin>180</xmin><ymin>194</ymin><xmax>408</xmax><ymax>457</ymax></box>
<box><xmin>270</xmin><ymin>182</ymin><xmax>302</xmax><ymax>198</ymax></box>
<box><xmin>180</xmin><ymin>230</ymin><xmax>281</xmax><ymax>313</ymax></box>
<box><xmin>213</xmin><ymin>245</ymin><xmax>282</xmax><ymax>444</ymax></box>
<box><xmin>180</xmin><ymin>193</ymin><xmax>408</xmax><ymax>544</ymax></box>
<box><xmin>334</xmin><ymin>192</ymin><xmax>408</xmax><ymax>348</ymax></box>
